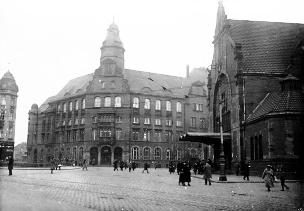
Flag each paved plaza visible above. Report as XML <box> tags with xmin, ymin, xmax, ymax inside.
<box><xmin>0</xmin><ymin>167</ymin><xmax>303</xmax><ymax>211</ymax></box>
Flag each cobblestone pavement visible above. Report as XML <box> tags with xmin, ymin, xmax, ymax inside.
<box><xmin>0</xmin><ymin>167</ymin><xmax>303</xmax><ymax>211</ymax></box>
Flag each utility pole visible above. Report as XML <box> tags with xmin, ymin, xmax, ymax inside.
<box><xmin>219</xmin><ymin>100</ymin><xmax>227</xmax><ymax>181</ymax></box>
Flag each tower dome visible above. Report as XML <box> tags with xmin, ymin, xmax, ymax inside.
<box><xmin>0</xmin><ymin>71</ymin><xmax>18</xmax><ymax>93</ymax></box>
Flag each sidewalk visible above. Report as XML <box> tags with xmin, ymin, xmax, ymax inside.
<box><xmin>192</xmin><ymin>173</ymin><xmax>301</xmax><ymax>183</ymax></box>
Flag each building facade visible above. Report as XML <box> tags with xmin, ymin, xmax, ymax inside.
<box><xmin>208</xmin><ymin>2</ymin><xmax>304</xmax><ymax>177</ymax></box>
<box><xmin>27</xmin><ymin>23</ymin><xmax>209</xmax><ymax>167</ymax></box>
<box><xmin>0</xmin><ymin>71</ymin><xmax>18</xmax><ymax>162</ymax></box>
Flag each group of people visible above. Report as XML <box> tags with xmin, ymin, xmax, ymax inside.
<box><xmin>262</xmin><ymin>164</ymin><xmax>289</xmax><ymax>192</ymax></box>
<box><xmin>113</xmin><ymin>160</ymin><xmax>137</xmax><ymax>172</ymax></box>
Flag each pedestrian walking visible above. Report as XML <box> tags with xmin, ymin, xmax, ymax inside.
<box><xmin>131</xmin><ymin>162</ymin><xmax>136</xmax><ymax>171</ymax></box>
<box><xmin>82</xmin><ymin>159</ymin><xmax>88</xmax><ymax>171</ymax></box>
<box><xmin>184</xmin><ymin>162</ymin><xmax>191</xmax><ymax>186</ymax></box>
<box><xmin>178</xmin><ymin>162</ymin><xmax>186</xmax><ymax>186</ymax></box>
<box><xmin>169</xmin><ymin>161</ymin><xmax>175</xmax><ymax>174</ymax></box>
<box><xmin>204</xmin><ymin>160</ymin><xmax>212</xmax><ymax>185</ymax></box>
<box><xmin>119</xmin><ymin>161</ymin><xmax>124</xmax><ymax>171</ymax></box>
<box><xmin>262</xmin><ymin>165</ymin><xmax>275</xmax><ymax>192</ymax></box>
<box><xmin>142</xmin><ymin>162</ymin><xmax>149</xmax><ymax>173</ymax></box>
<box><xmin>243</xmin><ymin>161</ymin><xmax>250</xmax><ymax>181</ymax></box>
<box><xmin>50</xmin><ymin>158</ymin><xmax>56</xmax><ymax>174</ymax></box>
<box><xmin>276</xmin><ymin>164</ymin><xmax>289</xmax><ymax>191</ymax></box>
<box><xmin>7</xmin><ymin>156</ymin><xmax>14</xmax><ymax>176</ymax></box>
<box><xmin>113</xmin><ymin>160</ymin><xmax>119</xmax><ymax>171</ymax></box>
<box><xmin>235</xmin><ymin>162</ymin><xmax>240</xmax><ymax>176</ymax></box>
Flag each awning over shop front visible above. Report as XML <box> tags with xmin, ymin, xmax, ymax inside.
<box><xmin>179</xmin><ymin>132</ymin><xmax>231</xmax><ymax>145</ymax></box>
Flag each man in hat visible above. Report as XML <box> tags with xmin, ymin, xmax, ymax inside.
<box><xmin>7</xmin><ymin>156</ymin><xmax>14</xmax><ymax>176</ymax></box>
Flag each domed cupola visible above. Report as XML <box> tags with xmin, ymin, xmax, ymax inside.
<box><xmin>0</xmin><ymin>71</ymin><xmax>19</xmax><ymax>93</ymax></box>
<box><xmin>99</xmin><ymin>22</ymin><xmax>125</xmax><ymax>76</ymax></box>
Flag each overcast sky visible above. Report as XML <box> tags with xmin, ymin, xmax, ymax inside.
<box><xmin>0</xmin><ymin>0</ymin><xmax>303</xmax><ymax>146</ymax></box>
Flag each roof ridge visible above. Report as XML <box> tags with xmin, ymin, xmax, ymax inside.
<box><xmin>228</xmin><ymin>19</ymin><xmax>304</xmax><ymax>26</ymax></box>
<box><xmin>124</xmin><ymin>68</ymin><xmax>184</xmax><ymax>79</ymax></box>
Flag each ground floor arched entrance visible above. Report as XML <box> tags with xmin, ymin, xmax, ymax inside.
<box><xmin>90</xmin><ymin>147</ymin><xmax>98</xmax><ymax>165</ymax></box>
<box><xmin>114</xmin><ymin>147</ymin><xmax>123</xmax><ymax>161</ymax></box>
<box><xmin>100</xmin><ymin>146</ymin><xmax>111</xmax><ymax>165</ymax></box>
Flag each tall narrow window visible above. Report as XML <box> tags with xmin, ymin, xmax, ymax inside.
<box><xmin>143</xmin><ymin>147</ymin><xmax>150</xmax><ymax>160</ymax></box>
<box><xmin>63</xmin><ymin>103</ymin><xmax>67</xmax><ymax>113</ymax></box>
<box><xmin>94</xmin><ymin>97</ymin><xmax>101</xmax><ymax>107</ymax></box>
<box><xmin>132</xmin><ymin>147</ymin><xmax>139</xmax><ymax>160</ymax></box>
<box><xmin>92</xmin><ymin>129</ymin><xmax>97</xmax><ymax>140</ymax></box>
<box><xmin>115</xmin><ymin>97</ymin><xmax>121</xmax><ymax>107</ymax></box>
<box><xmin>166</xmin><ymin>149</ymin><xmax>171</xmax><ymax>160</ymax></box>
<box><xmin>176</xmin><ymin>102</ymin><xmax>182</xmax><ymax>112</ymax></box>
<box><xmin>69</xmin><ymin>102</ymin><xmax>73</xmax><ymax>111</ymax></box>
<box><xmin>105</xmin><ymin>97</ymin><xmax>111</xmax><ymax>107</ymax></box>
<box><xmin>75</xmin><ymin>100</ymin><xmax>79</xmax><ymax>110</ymax></box>
<box><xmin>133</xmin><ymin>97</ymin><xmax>139</xmax><ymax>108</ymax></box>
<box><xmin>191</xmin><ymin>117</ymin><xmax>196</xmax><ymax>127</ymax></box>
<box><xmin>166</xmin><ymin>101</ymin><xmax>171</xmax><ymax>111</ymax></box>
<box><xmin>155</xmin><ymin>100</ymin><xmax>161</xmax><ymax>110</ymax></box>
<box><xmin>144</xmin><ymin>99</ymin><xmax>150</xmax><ymax>109</ymax></box>
<box><xmin>116</xmin><ymin>129</ymin><xmax>122</xmax><ymax>140</ymax></box>
<box><xmin>82</xmin><ymin>99</ymin><xmax>86</xmax><ymax>109</ymax></box>
<box><xmin>154</xmin><ymin>148</ymin><xmax>161</xmax><ymax>160</ymax></box>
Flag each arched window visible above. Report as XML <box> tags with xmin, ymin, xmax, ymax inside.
<box><xmin>92</xmin><ymin>129</ymin><xmax>97</xmax><ymax>140</ymax></box>
<box><xmin>166</xmin><ymin>101</ymin><xmax>171</xmax><ymax>111</ymax></box>
<box><xmin>75</xmin><ymin>100</ymin><xmax>79</xmax><ymax>110</ymax></box>
<box><xmin>63</xmin><ymin>103</ymin><xmax>67</xmax><ymax>113</ymax></box>
<box><xmin>133</xmin><ymin>97</ymin><xmax>139</xmax><ymax>108</ymax></box>
<box><xmin>94</xmin><ymin>97</ymin><xmax>101</xmax><ymax>107</ymax></box>
<box><xmin>166</xmin><ymin>149</ymin><xmax>171</xmax><ymax>160</ymax></box>
<box><xmin>104</xmin><ymin>97</ymin><xmax>111</xmax><ymax>107</ymax></box>
<box><xmin>143</xmin><ymin>147</ymin><xmax>150</xmax><ymax>160</ymax></box>
<box><xmin>82</xmin><ymin>99</ymin><xmax>86</xmax><ymax>109</ymax></box>
<box><xmin>176</xmin><ymin>102</ymin><xmax>182</xmax><ymax>112</ymax></box>
<box><xmin>115</xmin><ymin>97</ymin><xmax>121</xmax><ymax>107</ymax></box>
<box><xmin>69</xmin><ymin>102</ymin><xmax>73</xmax><ymax>111</ymax></box>
<box><xmin>155</xmin><ymin>100</ymin><xmax>161</xmax><ymax>110</ymax></box>
<box><xmin>144</xmin><ymin>99</ymin><xmax>150</xmax><ymax>109</ymax></box>
<box><xmin>154</xmin><ymin>147</ymin><xmax>161</xmax><ymax>160</ymax></box>
<box><xmin>132</xmin><ymin>147</ymin><xmax>139</xmax><ymax>160</ymax></box>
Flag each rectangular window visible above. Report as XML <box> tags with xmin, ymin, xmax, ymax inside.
<box><xmin>200</xmin><ymin>118</ymin><xmax>207</xmax><ymax>129</ymax></box>
<box><xmin>176</xmin><ymin>120</ymin><xmax>182</xmax><ymax>127</ymax></box>
<box><xmin>92</xmin><ymin>129</ymin><xmax>96</xmax><ymax>140</ymax></box>
<box><xmin>191</xmin><ymin>117</ymin><xmax>196</xmax><ymax>127</ymax></box>
<box><xmin>132</xmin><ymin>130</ymin><xmax>139</xmax><ymax>141</ymax></box>
<box><xmin>116</xmin><ymin>129</ymin><xmax>122</xmax><ymax>140</ymax></box>
<box><xmin>154</xmin><ymin>130</ymin><xmax>162</xmax><ymax>142</ymax></box>
<box><xmin>81</xmin><ymin>118</ymin><xmax>85</xmax><ymax>125</ymax></box>
<box><xmin>165</xmin><ymin>119</ymin><xmax>172</xmax><ymax>126</ymax></box>
<box><xmin>194</xmin><ymin>104</ymin><xmax>203</xmax><ymax>111</ymax></box>
<box><xmin>143</xmin><ymin>130</ymin><xmax>151</xmax><ymax>141</ymax></box>
<box><xmin>133</xmin><ymin>117</ymin><xmax>139</xmax><ymax>124</ymax></box>
<box><xmin>144</xmin><ymin>118</ymin><xmax>150</xmax><ymax>125</ymax></box>
<box><xmin>79</xmin><ymin>129</ymin><xmax>84</xmax><ymax>141</ymax></box>
<box><xmin>115</xmin><ymin>116</ymin><xmax>122</xmax><ymax>123</ymax></box>
<box><xmin>72</xmin><ymin>130</ymin><xmax>77</xmax><ymax>141</ymax></box>
<box><xmin>155</xmin><ymin>118</ymin><xmax>161</xmax><ymax>126</ymax></box>
<box><xmin>165</xmin><ymin>131</ymin><xmax>172</xmax><ymax>142</ymax></box>
<box><xmin>67</xmin><ymin>131</ymin><xmax>71</xmax><ymax>142</ymax></box>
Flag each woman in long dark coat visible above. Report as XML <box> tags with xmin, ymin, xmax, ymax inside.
<box><xmin>204</xmin><ymin>160</ymin><xmax>212</xmax><ymax>185</ymax></box>
<box><xmin>184</xmin><ymin>163</ymin><xmax>191</xmax><ymax>186</ymax></box>
<box><xmin>8</xmin><ymin>156</ymin><xmax>14</xmax><ymax>176</ymax></box>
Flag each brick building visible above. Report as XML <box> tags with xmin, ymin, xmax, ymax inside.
<box><xmin>208</xmin><ymin>2</ymin><xmax>304</xmax><ymax>176</ymax></box>
<box><xmin>26</xmin><ymin>23</ymin><xmax>209</xmax><ymax>167</ymax></box>
<box><xmin>0</xmin><ymin>71</ymin><xmax>18</xmax><ymax>162</ymax></box>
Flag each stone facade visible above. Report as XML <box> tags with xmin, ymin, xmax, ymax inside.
<box><xmin>27</xmin><ymin>23</ymin><xmax>209</xmax><ymax>167</ymax></box>
<box><xmin>208</xmin><ymin>2</ymin><xmax>304</xmax><ymax>176</ymax></box>
<box><xmin>0</xmin><ymin>71</ymin><xmax>18</xmax><ymax>161</ymax></box>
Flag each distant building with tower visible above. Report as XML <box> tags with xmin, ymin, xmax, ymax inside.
<box><xmin>0</xmin><ymin>71</ymin><xmax>18</xmax><ymax>162</ymax></box>
<box><xmin>26</xmin><ymin>23</ymin><xmax>210</xmax><ymax>167</ymax></box>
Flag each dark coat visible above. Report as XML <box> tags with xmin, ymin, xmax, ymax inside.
<box><xmin>203</xmin><ymin>163</ymin><xmax>212</xmax><ymax>179</ymax></box>
<box><xmin>8</xmin><ymin>157</ymin><xmax>14</xmax><ymax>170</ymax></box>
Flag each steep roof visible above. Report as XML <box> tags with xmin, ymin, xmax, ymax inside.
<box><xmin>0</xmin><ymin>71</ymin><xmax>18</xmax><ymax>92</ymax></box>
<box><xmin>246</xmin><ymin>91</ymin><xmax>304</xmax><ymax>123</ymax></box>
<box><xmin>228</xmin><ymin>20</ymin><xmax>304</xmax><ymax>74</ymax></box>
<box><xmin>39</xmin><ymin>68</ymin><xmax>206</xmax><ymax>111</ymax></box>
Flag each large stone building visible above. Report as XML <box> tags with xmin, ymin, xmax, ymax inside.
<box><xmin>0</xmin><ymin>71</ymin><xmax>18</xmax><ymax>161</ymax></box>
<box><xmin>208</xmin><ymin>2</ymin><xmax>304</xmax><ymax>177</ymax></box>
<box><xmin>27</xmin><ymin>23</ymin><xmax>209</xmax><ymax>167</ymax></box>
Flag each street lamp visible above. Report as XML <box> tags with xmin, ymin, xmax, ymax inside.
<box><xmin>219</xmin><ymin>100</ymin><xmax>227</xmax><ymax>181</ymax></box>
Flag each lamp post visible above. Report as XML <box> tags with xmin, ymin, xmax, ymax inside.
<box><xmin>219</xmin><ymin>100</ymin><xmax>227</xmax><ymax>181</ymax></box>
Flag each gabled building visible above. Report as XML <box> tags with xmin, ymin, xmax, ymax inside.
<box><xmin>0</xmin><ymin>71</ymin><xmax>18</xmax><ymax>161</ymax></box>
<box><xmin>27</xmin><ymin>23</ymin><xmax>209</xmax><ymax>167</ymax></box>
<box><xmin>208</xmin><ymin>2</ymin><xmax>304</xmax><ymax>177</ymax></box>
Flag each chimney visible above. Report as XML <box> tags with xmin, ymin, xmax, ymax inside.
<box><xmin>186</xmin><ymin>65</ymin><xmax>190</xmax><ymax>78</ymax></box>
